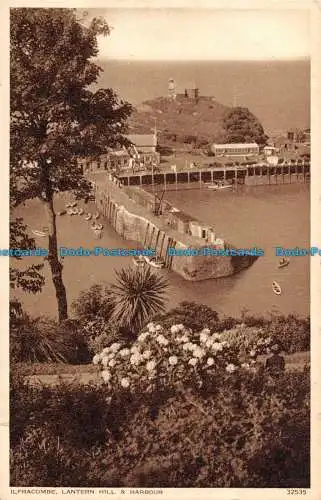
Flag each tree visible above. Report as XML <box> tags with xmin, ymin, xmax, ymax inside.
<box><xmin>110</xmin><ymin>267</ymin><xmax>168</xmax><ymax>334</ymax></box>
<box><xmin>222</xmin><ymin>107</ymin><xmax>268</xmax><ymax>145</ymax></box>
<box><xmin>10</xmin><ymin>9</ymin><xmax>132</xmax><ymax>321</ymax></box>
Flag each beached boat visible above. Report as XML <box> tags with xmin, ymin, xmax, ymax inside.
<box><xmin>272</xmin><ymin>281</ymin><xmax>282</xmax><ymax>295</ymax></box>
<box><xmin>278</xmin><ymin>258</ymin><xmax>289</xmax><ymax>269</ymax></box>
<box><xmin>32</xmin><ymin>229</ymin><xmax>48</xmax><ymax>238</ymax></box>
<box><xmin>144</xmin><ymin>255</ymin><xmax>165</xmax><ymax>269</ymax></box>
<box><xmin>85</xmin><ymin>213</ymin><xmax>92</xmax><ymax>221</ymax></box>
<box><xmin>207</xmin><ymin>181</ymin><xmax>232</xmax><ymax>191</ymax></box>
<box><xmin>133</xmin><ymin>255</ymin><xmax>146</xmax><ymax>267</ymax></box>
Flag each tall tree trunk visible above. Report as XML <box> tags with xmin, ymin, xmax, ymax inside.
<box><xmin>42</xmin><ymin>195</ymin><xmax>68</xmax><ymax>322</ymax></box>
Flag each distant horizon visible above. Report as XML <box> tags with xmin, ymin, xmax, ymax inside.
<box><xmin>97</xmin><ymin>56</ymin><xmax>310</xmax><ymax>63</ymax></box>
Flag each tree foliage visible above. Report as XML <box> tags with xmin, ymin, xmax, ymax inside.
<box><xmin>10</xmin><ymin>8</ymin><xmax>132</xmax><ymax>320</ymax></box>
<box><xmin>222</xmin><ymin>107</ymin><xmax>268</xmax><ymax>145</ymax></box>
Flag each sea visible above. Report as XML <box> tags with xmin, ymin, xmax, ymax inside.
<box><xmin>13</xmin><ymin>59</ymin><xmax>310</xmax><ymax>319</ymax></box>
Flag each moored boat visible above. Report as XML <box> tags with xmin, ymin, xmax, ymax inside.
<box><xmin>32</xmin><ymin>229</ymin><xmax>48</xmax><ymax>238</ymax></box>
<box><xmin>70</xmin><ymin>201</ymin><xmax>77</xmax><ymax>207</ymax></box>
<box><xmin>67</xmin><ymin>208</ymin><xmax>74</xmax><ymax>215</ymax></box>
<box><xmin>144</xmin><ymin>255</ymin><xmax>165</xmax><ymax>269</ymax></box>
<box><xmin>206</xmin><ymin>180</ymin><xmax>232</xmax><ymax>190</ymax></box>
<box><xmin>133</xmin><ymin>255</ymin><xmax>146</xmax><ymax>267</ymax></box>
<box><xmin>85</xmin><ymin>213</ymin><xmax>92</xmax><ymax>221</ymax></box>
<box><xmin>278</xmin><ymin>258</ymin><xmax>289</xmax><ymax>269</ymax></box>
<box><xmin>57</xmin><ymin>210</ymin><xmax>67</xmax><ymax>216</ymax></box>
<box><xmin>93</xmin><ymin>212</ymin><xmax>100</xmax><ymax>220</ymax></box>
<box><xmin>272</xmin><ymin>281</ymin><xmax>282</xmax><ymax>295</ymax></box>
<box><xmin>95</xmin><ymin>223</ymin><xmax>103</xmax><ymax>230</ymax></box>
<box><xmin>78</xmin><ymin>208</ymin><xmax>84</xmax><ymax>215</ymax></box>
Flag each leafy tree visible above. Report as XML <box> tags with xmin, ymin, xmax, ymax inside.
<box><xmin>10</xmin><ymin>8</ymin><xmax>132</xmax><ymax>321</ymax></box>
<box><xmin>110</xmin><ymin>266</ymin><xmax>168</xmax><ymax>334</ymax></box>
<box><xmin>10</xmin><ymin>217</ymin><xmax>45</xmax><ymax>294</ymax></box>
<box><xmin>222</xmin><ymin>107</ymin><xmax>268</xmax><ymax>145</ymax></box>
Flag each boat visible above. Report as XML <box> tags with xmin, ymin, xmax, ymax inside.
<box><xmin>65</xmin><ymin>203</ymin><xmax>71</xmax><ymax>208</ymax></box>
<box><xmin>67</xmin><ymin>208</ymin><xmax>74</xmax><ymax>215</ymax></box>
<box><xmin>144</xmin><ymin>255</ymin><xmax>165</xmax><ymax>269</ymax></box>
<box><xmin>207</xmin><ymin>181</ymin><xmax>232</xmax><ymax>191</ymax></box>
<box><xmin>78</xmin><ymin>208</ymin><xmax>84</xmax><ymax>215</ymax></box>
<box><xmin>70</xmin><ymin>201</ymin><xmax>77</xmax><ymax>207</ymax></box>
<box><xmin>272</xmin><ymin>281</ymin><xmax>282</xmax><ymax>295</ymax></box>
<box><xmin>85</xmin><ymin>213</ymin><xmax>92</xmax><ymax>221</ymax></box>
<box><xmin>71</xmin><ymin>208</ymin><xmax>79</xmax><ymax>215</ymax></box>
<box><xmin>278</xmin><ymin>258</ymin><xmax>289</xmax><ymax>269</ymax></box>
<box><xmin>93</xmin><ymin>212</ymin><xmax>100</xmax><ymax>220</ymax></box>
<box><xmin>32</xmin><ymin>229</ymin><xmax>48</xmax><ymax>238</ymax></box>
<box><xmin>133</xmin><ymin>255</ymin><xmax>146</xmax><ymax>267</ymax></box>
<box><xmin>95</xmin><ymin>223</ymin><xmax>103</xmax><ymax>230</ymax></box>
<box><xmin>57</xmin><ymin>210</ymin><xmax>66</xmax><ymax>216</ymax></box>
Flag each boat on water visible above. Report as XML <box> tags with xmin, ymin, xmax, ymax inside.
<box><xmin>85</xmin><ymin>213</ymin><xmax>92</xmax><ymax>221</ymax></box>
<box><xmin>65</xmin><ymin>203</ymin><xmax>71</xmax><ymax>208</ymax></box>
<box><xmin>70</xmin><ymin>201</ymin><xmax>77</xmax><ymax>207</ymax></box>
<box><xmin>93</xmin><ymin>212</ymin><xmax>100</xmax><ymax>220</ymax></box>
<box><xmin>57</xmin><ymin>210</ymin><xmax>66</xmax><ymax>216</ymax></box>
<box><xmin>278</xmin><ymin>258</ymin><xmax>290</xmax><ymax>269</ymax></box>
<box><xmin>133</xmin><ymin>255</ymin><xmax>146</xmax><ymax>267</ymax></box>
<box><xmin>206</xmin><ymin>181</ymin><xmax>232</xmax><ymax>191</ymax></box>
<box><xmin>272</xmin><ymin>281</ymin><xmax>282</xmax><ymax>295</ymax></box>
<box><xmin>95</xmin><ymin>223</ymin><xmax>103</xmax><ymax>230</ymax></box>
<box><xmin>144</xmin><ymin>255</ymin><xmax>165</xmax><ymax>269</ymax></box>
<box><xmin>32</xmin><ymin>229</ymin><xmax>48</xmax><ymax>238</ymax></box>
<box><xmin>78</xmin><ymin>208</ymin><xmax>84</xmax><ymax>215</ymax></box>
<box><xmin>67</xmin><ymin>208</ymin><xmax>74</xmax><ymax>215</ymax></box>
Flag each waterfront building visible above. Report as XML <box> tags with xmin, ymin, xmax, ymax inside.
<box><xmin>211</xmin><ymin>143</ymin><xmax>259</xmax><ymax>156</ymax></box>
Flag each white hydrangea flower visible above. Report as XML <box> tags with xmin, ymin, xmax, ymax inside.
<box><xmin>177</xmin><ymin>324</ymin><xmax>185</xmax><ymax>331</ymax></box>
<box><xmin>193</xmin><ymin>347</ymin><xmax>206</xmax><ymax>358</ymax></box>
<box><xmin>148</xmin><ymin>325</ymin><xmax>157</xmax><ymax>333</ymax></box>
<box><xmin>101</xmin><ymin>370</ymin><xmax>111</xmax><ymax>382</ymax></box>
<box><xmin>130</xmin><ymin>345</ymin><xmax>140</xmax><ymax>353</ymax></box>
<box><xmin>120</xmin><ymin>377</ymin><xmax>130</xmax><ymax>388</ymax></box>
<box><xmin>188</xmin><ymin>358</ymin><xmax>198</xmax><ymax>367</ymax></box>
<box><xmin>201</xmin><ymin>328</ymin><xmax>211</xmax><ymax>335</ymax></box>
<box><xmin>226</xmin><ymin>363</ymin><xmax>237</xmax><ymax>373</ymax></box>
<box><xmin>241</xmin><ymin>363</ymin><xmax>250</xmax><ymax>369</ymax></box>
<box><xmin>182</xmin><ymin>342</ymin><xmax>193</xmax><ymax>351</ymax></box>
<box><xmin>199</xmin><ymin>332</ymin><xmax>209</xmax><ymax>343</ymax></box>
<box><xmin>168</xmin><ymin>355</ymin><xmax>178</xmax><ymax>366</ymax></box>
<box><xmin>146</xmin><ymin>360</ymin><xmax>156</xmax><ymax>372</ymax></box>
<box><xmin>138</xmin><ymin>332</ymin><xmax>149</xmax><ymax>342</ymax></box>
<box><xmin>92</xmin><ymin>354</ymin><xmax>101</xmax><ymax>365</ymax></box>
<box><xmin>119</xmin><ymin>348</ymin><xmax>130</xmax><ymax>357</ymax></box>
<box><xmin>102</xmin><ymin>347</ymin><xmax>110</xmax><ymax>354</ymax></box>
<box><xmin>212</xmin><ymin>333</ymin><xmax>221</xmax><ymax>340</ymax></box>
<box><xmin>146</xmin><ymin>322</ymin><xmax>154</xmax><ymax>329</ymax></box>
<box><xmin>181</xmin><ymin>334</ymin><xmax>190</xmax><ymax>342</ymax></box>
<box><xmin>110</xmin><ymin>342</ymin><xmax>121</xmax><ymax>353</ymax></box>
<box><xmin>130</xmin><ymin>353</ymin><xmax>142</xmax><ymax>366</ymax></box>
<box><xmin>101</xmin><ymin>356</ymin><xmax>110</xmax><ymax>367</ymax></box>
<box><xmin>108</xmin><ymin>359</ymin><xmax>116</xmax><ymax>368</ymax></box>
<box><xmin>156</xmin><ymin>335</ymin><xmax>169</xmax><ymax>346</ymax></box>
<box><xmin>170</xmin><ymin>325</ymin><xmax>180</xmax><ymax>334</ymax></box>
<box><xmin>205</xmin><ymin>338</ymin><xmax>214</xmax><ymax>348</ymax></box>
<box><xmin>207</xmin><ymin>357</ymin><xmax>214</xmax><ymax>366</ymax></box>
<box><xmin>212</xmin><ymin>342</ymin><xmax>224</xmax><ymax>352</ymax></box>
<box><xmin>142</xmin><ymin>350</ymin><xmax>152</xmax><ymax>360</ymax></box>
<box><xmin>155</xmin><ymin>324</ymin><xmax>163</xmax><ymax>331</ymax></box>
<box><xmin>222</xmin><ymin>341</ymin><xmax>230</xmax><ymax>348</ymax></box>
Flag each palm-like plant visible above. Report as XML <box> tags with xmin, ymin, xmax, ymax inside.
<box><xmin>110</xmin><ymin>266</ymin><xmax>168</xmax><ymax>334</ymax></box>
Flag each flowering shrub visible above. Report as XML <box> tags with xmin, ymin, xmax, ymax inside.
<box><xmin>93</xmin><ymin>322</ymin><xmax>243</xmax><ymax>392</ymax></box>
<box><xmin>220</xmin><ymin>325</ymin><xmax>273</xmax><ymax>356</ymax></box>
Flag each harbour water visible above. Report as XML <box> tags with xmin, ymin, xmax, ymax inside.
<box><xmin>14</xmin><ymin>183</ymin><xmax>309</xmax><ymax>319</ymax></box>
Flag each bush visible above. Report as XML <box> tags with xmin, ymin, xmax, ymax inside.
<box><xmin>72</xmin><ymin>284</ymin><xmax>114</xmax><ymax>323</ymax></box>
<box><xmin>266</xmin><ymin>314</ymin><xmax>310</xmax><ymax>353</ymax></box>
<box><xmin>10</xmin><ymin>313</ymin><xmax>90</xmax><ymax>364</ymax></box>
<box><xmin>10</xmin><ymin>367</ymin><xmax>310</xmax><ymax>487</ymax></box>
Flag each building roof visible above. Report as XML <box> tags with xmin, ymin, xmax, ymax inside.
<box><xmin>213</xmin><ymin>143</ymin><xmax>259</xmax><ymax>148</ymax></box>
<box><xmin>126</xmin><ymin>134</ymin><xmax>157</xmax><ymax>147</ymax></box>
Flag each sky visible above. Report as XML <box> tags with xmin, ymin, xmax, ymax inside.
<box><xmin>83</xmin><ymin>8</ymin><xmax>310</xmax><ymax>61</ymax></box>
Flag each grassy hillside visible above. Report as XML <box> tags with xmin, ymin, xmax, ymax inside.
<box><xmin>128</xmin><ymin>94</ymin><xmax>231</xmax><ymax>148</ymax></box>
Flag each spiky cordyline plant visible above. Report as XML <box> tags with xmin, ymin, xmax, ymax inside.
<box><xmin>110</xmin><ymin>266</ymin><xmax>168</xmax><ymax>335</ymax></box>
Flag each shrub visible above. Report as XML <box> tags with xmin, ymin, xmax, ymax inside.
<box><xmin>10</xmin><ymin>314</ymin><xmax>90</xmax><ymax>364</ymax></box>
<box><xmin>72</xmin><ymin>284</ymin><xmax>114</xmax><ymax>323</ymax></box>
<box><xmin>266</xmin><ymin>314</ymin><xmax>310</xmax><ymax>353</ymax></box>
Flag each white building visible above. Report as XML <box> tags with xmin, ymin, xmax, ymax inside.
<box><xmin>211</xmin><ymin>143</ymin><xmax>259</xmax><ymax>157</ymax></box>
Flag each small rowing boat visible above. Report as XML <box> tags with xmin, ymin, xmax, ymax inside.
<box><xmin>144</xmin><ymin>255</ymin><xmax>165</xmax><ymax>269</ymax></box>
<box><xmin>133</xmin><ymin>255</ymin><xmax>146</xmax><ymax>267</ymax></box>
<box><xmin>272</xmin><ymin>281</ymin><xmax>282</xmax><ymax>295</ymax></box>
<box><xmin>32</xmin><ymin>229</ymin><xmax>48</xmax><ymax>238</ymax></box>
<box><xmin>65</xmin><ymin>203</ymin><xmax>71</xmax><ymax>208</ymax></box>
<box><xmin>70</xmin><ymin>201</ymin><xmax>77</xmax><ymax>207</ymax></box>
<box><xmin>93</xmin><ymin>212</ymin><xmax>100</xmax><ymax>220</ymax></box>
<box><xmin>278</xmin><ymin>258</ymin><xmax>289</xmax><ymax>269</ymax></box>
<box><xmin>71</xmin><ymin>208</ymin><xmax>79</xmax><ymax>215</ymax></box>
<box><xmin>67</xmin><ymin>208</ymin><xmax>74</xmax><ymax>215</ymax></box>
<box><xmin>78</xmin><ymin>208</ymin><xmax>84</xmax><ymax>215</ymax></box>
<box><xmin>207</xmin><ymin>181</ymin><xmax>232</xmax><ymax>191</ymax></box>
<box><xmin>95</xmin><ymin>223</ymin><xmax>103</xmax><ymax>230</ymax></box>
<box><xmin>57</xmin><ymin>210</ymin><xmax>67</xmax><ymax>216</ymax></box>
<box><xmin>85</xmin><ymin>213</ymin><xmax>92</xmax><ymax>221</ymax></box>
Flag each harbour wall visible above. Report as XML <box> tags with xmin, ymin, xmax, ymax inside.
<box><xmin>92</xmin><ymin>174</ymin><xmax>257</xmax><ymax>281</ymax></box>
